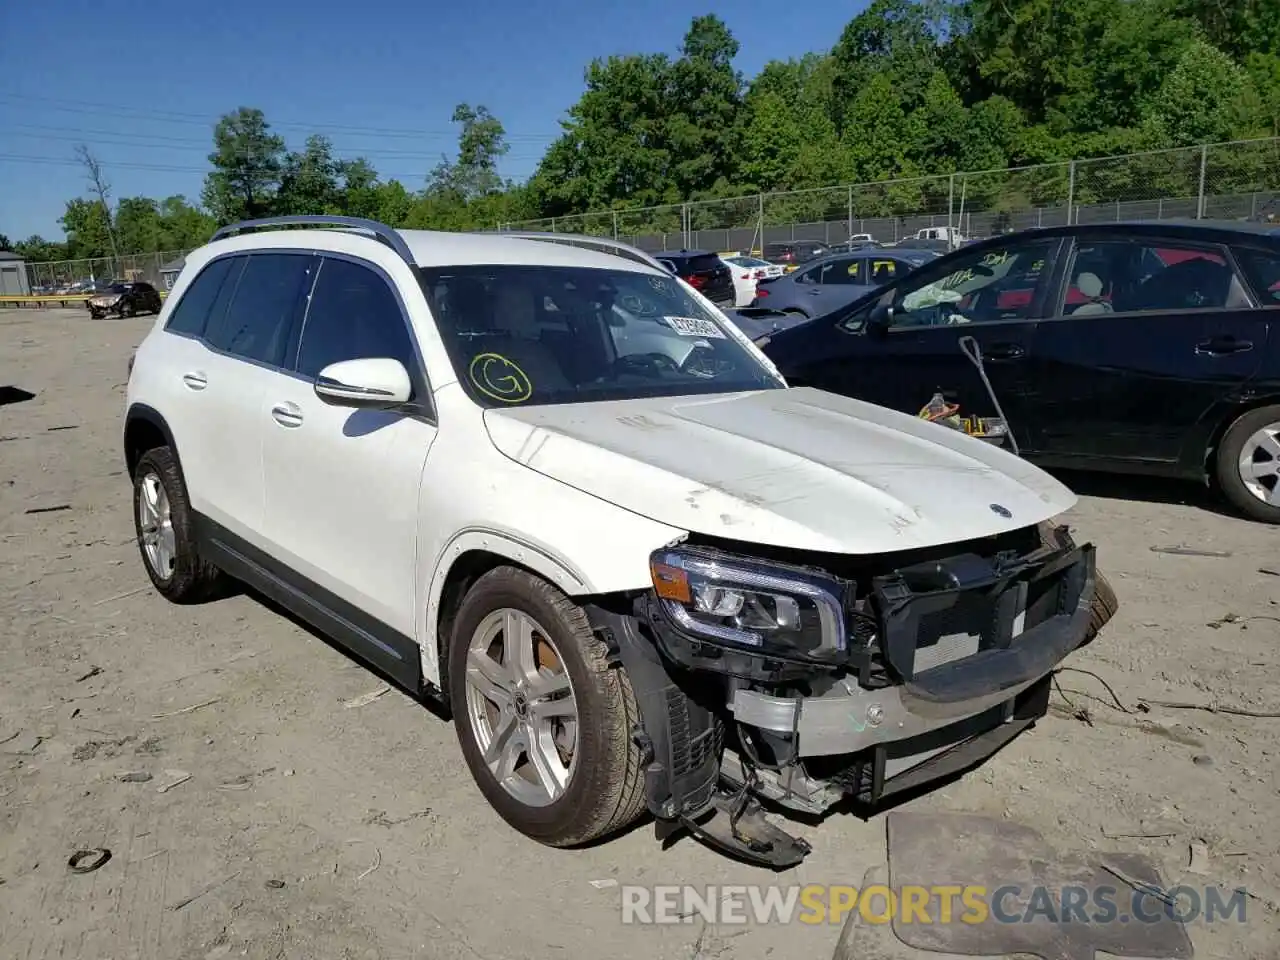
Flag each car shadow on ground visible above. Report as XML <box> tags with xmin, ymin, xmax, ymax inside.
<box><xmin>217</xmin><ymin>581</ymin><xmax>454</xmax><ymax>724</ymax></box>
<box><xmin>0</xmin><ymin>385</ymin><xmax>35</xmax><ymax>406</ymax></box>
<box><xmin>1045</xmin><ymin>467</ymin><xmax>1240</xmax><ymax>519</ymax></box>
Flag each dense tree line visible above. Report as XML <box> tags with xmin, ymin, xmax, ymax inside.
<box><xmin>4</xmin><ymin>0</ymin><xmax>1277</xmax><ymax>262</ymax></box>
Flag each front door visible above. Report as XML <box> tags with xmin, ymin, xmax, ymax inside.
<box><xmin>260</xmin><ymin>252</ymin><xmax>437</xmax><ymax>674</ymax></box>
<box><xmin>1029</xmin><ymin>236</ymin><xmax>1271</xmax><ymax>464</ymax></box>
<box><xmin>773</xmin><ymin>236</ymin><xmax>1061</xmax><ymax>452</ymax></box>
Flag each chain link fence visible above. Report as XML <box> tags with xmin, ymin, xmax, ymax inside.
<box><xmin>17</xmin><ymin>137</ymin><xmax>1280</xmax><ymax>290</ymax></box>
<box><xmin>498</xmin><ymin>137</ymin><xmax>1280</xmax><ymax>253</ymax></box>
<box><xmin>23</xmin><ymin>249</ymin><xmax>189</xmax><ymax>295</ymax></box>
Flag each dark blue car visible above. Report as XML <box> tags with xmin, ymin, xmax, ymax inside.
<box><xmin>748</xmin><ymin>247</ymin><xmax>938</xmax><ymax>318</ymax></box>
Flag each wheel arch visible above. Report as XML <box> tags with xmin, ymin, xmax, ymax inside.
<box><xmin>123</xmin><ymin>403</ymin><xmax>179</xmax><ymax>480</ymax></box>
<box><xmin>1199</xmin><ymin>393</ymin><xmax>1280</xmax><ymax>482</ymax></box>
<box><xmin>424</xmin><ymin>531</ymin><xmax>592</xmax><ymax>692</ymax></box>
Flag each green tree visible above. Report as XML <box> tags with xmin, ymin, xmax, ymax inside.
<box><xmin>157</xmin><ymin>196</ymin><xmax>217</xmax><ymax>250</ymax></box>
<box><xmin>667</xmin><ymin>15</ymin><xmax>744</xmax><ymax>198</ymax></box>
<box><xmin>528</xmin><ymin>52</ymin><xmax>678</xmax><ymax>215</ymax></box>
<box><xmin>201</xmin><ymin>107</ymin><xmax>286</xmax><ymax>223</ymax></box>
<box><xmin>114</xmin><ymin>197</ymin><xmax>166</xmax><ymax>253</ymax></box>
<box><xmin>59</xmin><ymin>198</ymin><xmax>115</xmax><ymax>260</ymax></box>
<box><xmin>14</xmin><ymin>236</ymin><xmax>67</xmax><ymax>262</ymax></box>
<box><xmin>276</xmin><ymin>135</ymin><xmax>343</xmax><ymax>215</ymax></box>
<box><xmin>1144</xmin><ymin>40</ymin><xmax>1256</xmax><ymax>145</ymax></box>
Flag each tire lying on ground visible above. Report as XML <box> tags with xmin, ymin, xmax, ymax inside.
<box><xmin>1037</xmin><ymin>520</ymin><xmax>1118</xmax><ymax>643</ymax></box>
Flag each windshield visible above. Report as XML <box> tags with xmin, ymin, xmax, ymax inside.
<box><xmin>418</xmin><ymin>264</ymin><xmax>784</xmax><ymax>408</ymax></box>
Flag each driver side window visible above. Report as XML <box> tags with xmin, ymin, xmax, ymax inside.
<box><xmin>886</xmin><ymin>239</ymin><xmax>1057</xmax><ymax>329</ymax></box>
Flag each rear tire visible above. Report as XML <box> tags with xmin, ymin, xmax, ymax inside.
<box><xmin>1214</xmin><ymin>404</ymin><xmax>1280</xmax><ymax>524</ymax></box>
<box><xmin>131</xmin><ymin>446</ymin><xmax>226</xmax><ymax>603</ymax></box>
<box><xmin>448</xmin><ymin>566</ymin><xmax>646</xmax><ymax>847</ymax></box>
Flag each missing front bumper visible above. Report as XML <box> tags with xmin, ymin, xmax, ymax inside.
<box><xmin>731</xmin><ymin>536</ymin><xmax>1095</xmax><ymax>758</ymax></box>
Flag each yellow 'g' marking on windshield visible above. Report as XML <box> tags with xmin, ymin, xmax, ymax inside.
<box><xmin>469</xmin><ymin>353</ymin><xmax>533</xmax><ymax>403</ymax></box>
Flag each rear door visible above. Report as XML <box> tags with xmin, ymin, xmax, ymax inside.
<box><xmin>766</xmin><ymin>235</ymin><xmax>1061</xmax><ymax>451</ymax></box>
<box><xmin>803</xmin><ymin>255</ymin><xmax>875</xmax><ymax>315</ymax></box>
<box><xmin>160</xmin><ymin>251</ymin><xmax>316</xmax><ymax>540</ymax></box>
<box><xmin>1028</xmin><ymin>234</ymin><xmax>1270</xmax><ymax>465</ymax></box>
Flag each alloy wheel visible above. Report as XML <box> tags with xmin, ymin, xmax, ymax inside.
<box><xmin>137</xmin><ymin>471</ymin><xmax>176</xmax><ymax>579</ymax></box>
<box><xmin>1237</xmin><ymin>422</ymin><xmax>1280</xmax><ymax>506</ymax></box>
<box><xmin>463</xmin><ymin>608</ymin><xmax>579</xmax><ymax>807</ymax></box>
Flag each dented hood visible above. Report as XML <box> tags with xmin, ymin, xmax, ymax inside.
<box><xmin>482</xmin><ymin>387</ymin><xmax>1076</xmax><ymax>555</ymax></box>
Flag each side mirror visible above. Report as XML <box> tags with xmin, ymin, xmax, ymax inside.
<box><xmin>314</xmin><ymin>358</ymin><xmax>412</xmax><ymax>409</ymax></box>
<box><xmin>867</xmin><ymin>301</ymin><xmax>895</xmax><ymax>334</ymax></box>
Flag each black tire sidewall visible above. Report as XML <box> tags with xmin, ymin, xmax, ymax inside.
<box><xmin>1215</xmin><ymin>405</ymin><xmax>1280</xmax><ymax>523</ymax></box>
<box><xmin>447</xmin><ymin>569</ymin><xmax>624</xmax><ymax>844</ymax></box>
<box><xmin>131</xmin><ymin>447</ymin><xmax>206</xmax><ymax>600</ymax></box>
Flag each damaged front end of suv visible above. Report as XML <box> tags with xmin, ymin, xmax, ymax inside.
<box><xmin>586</xmin><ymin>520</ymin><xmax>1103</xmax><ymax>868</ymax></box>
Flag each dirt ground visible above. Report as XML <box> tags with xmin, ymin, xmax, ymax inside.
<box><xmin>1</xmin><ymin>308</ymin><xmax>1277</xmax><ymax>960</ymax></box>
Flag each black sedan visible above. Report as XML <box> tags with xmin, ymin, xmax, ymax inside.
<box><xmin>760</xmin><ymin>220</ymin><xmax>1280</xmax><ymax>523</ymax></box>
<box><xmin>87</xmin><ymin>281</ymin><xmax>163</xmax><ymax>319</ymax></box>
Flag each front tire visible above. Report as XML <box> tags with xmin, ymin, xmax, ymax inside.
<box><xmin>448</xmin><ymin>566</ymin><xmax>646</xmax><ymax>847</ymax></box>
<box><xmin>132</xmin><ymin>447</ymin><xmax>225</xmax><ymax>603</ymax></box>
<box><xmin>1215</xmin><ymin>404</ymin><xmax>1280</xmax><ymax>524</ymax></box>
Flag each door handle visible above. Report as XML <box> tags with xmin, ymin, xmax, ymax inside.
<box><xmin>808</xmin><ymin>288</ymin><xmax>823</xmax><ymax>295</ymax></box>
<box><xmin>982</xmin><ymin>343</ymin><xmax>1026</xmax><ymax>361</ymax></box>
<box><xmin>182</xmin><ymin>371</ymin><xmax>207</xmax><ymax>390</ymax></box>
<box><xmin>1195</xmin><ymin>336</ymin><xmax>1253</xmax><ymax>356</ymax></box>
<box><xmin>270</xmin><ymin>402</ymin><xmax>303</xmax><ymax>428</ymax></box>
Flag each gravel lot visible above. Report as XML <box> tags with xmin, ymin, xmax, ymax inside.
<box><xmin>1</xmin><ymin>308</ymin><xmax>1277</xmax><ymax>960</ymax></box>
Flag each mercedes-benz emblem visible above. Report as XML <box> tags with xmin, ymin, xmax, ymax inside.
<box><xmin>989</xmin><ymin>503</ymin><xmax>1013</xmax><ymax>518</ymax></box>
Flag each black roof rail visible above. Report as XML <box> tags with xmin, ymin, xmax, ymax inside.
<box><xmin>489</xmin><ymin>230</ymin><xmax>667</xmax><ymax>271</ymax></box>
<box><xmin>210</xmin><ymin>215</ymin><xmax>416</xmax><ymax>266</ymax></box>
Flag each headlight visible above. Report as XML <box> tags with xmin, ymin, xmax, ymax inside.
<box><xmin>648</xmin><ymin>547</ymin><xmax>847</xmax><ymax>663</ymax></box>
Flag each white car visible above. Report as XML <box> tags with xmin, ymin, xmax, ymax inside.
<box><xmin>124</xmin><ymin>216</ymin><xmax>1111</xmax><ymax>867</ymax></box>
<box><xmin>721</xmin><ymin>254</ymin><xmax>784</xmax><ymax>307</ymax></box>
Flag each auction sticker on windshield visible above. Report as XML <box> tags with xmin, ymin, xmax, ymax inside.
<box><xmin>665</xmin><ymin>316</ymin><xmax>726</xmax><ymax>339</ymax></box>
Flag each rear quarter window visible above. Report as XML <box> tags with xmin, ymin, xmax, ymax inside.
<box><xmin>164</xmin><ymin>256</ymin><xmax>235</xmax><ymax>336</ymax></box>
<box><xmin>1235</xmin><ymin>248</ymin><xmax>1280</xmax><ymax>304</ymax></box>
<box><xmin>688</xmin><ymin>254</ymin><xmax>724</xmax><ymax>273</ymax></box>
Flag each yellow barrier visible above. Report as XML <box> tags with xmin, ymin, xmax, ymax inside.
<box><xmin>0</xmin><ymin>292</ymin><xmax>167</xmax><ymax>308</ymax></box>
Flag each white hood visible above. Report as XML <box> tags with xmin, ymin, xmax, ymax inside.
<box><xmin>482</xmin><ymin>387</ymin><xmax>1076</xmax><ymax>555</ymax></box>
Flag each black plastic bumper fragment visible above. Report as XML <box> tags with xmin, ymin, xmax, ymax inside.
<box><xmin>587</xmin><ymin>602</ymin><xmax>814</xmax><ymax>868</ymax></box>
<box><xmin>835</xmin><ymin>675</ymin><xmax>1054</xmax><ymax>806</ymax></box>
<box><xmin>873</xmin><ymin>538</ymin><xmax>1095</xmax><ymax>704</ymax></box>
<box><xmin>656</xmin><ymin>788</ymin><xmax>812</xmax><ymax>869</ymax></box>
<box><xmin>586</xmin><ymin>604</ymin><xmax>722</xmax><ymax>821</ymax></box>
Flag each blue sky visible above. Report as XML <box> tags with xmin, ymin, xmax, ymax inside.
<box><xmin>0</xmin><ymin>0</ymin><xmax>866</xmax><ymax>241</ymax></box>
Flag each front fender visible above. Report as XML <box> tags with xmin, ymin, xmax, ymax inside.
<box><xmin>421</xmin><ymin>529</ymin><xmax>592</xmax><ymax>684</ymax></box>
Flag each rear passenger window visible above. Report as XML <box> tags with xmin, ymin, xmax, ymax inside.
<box><xmin>295</xmin><ymin>257</ymin><xmax>418</xmax><ymax>382</ymax></box>
<box><xmin>204</xmin><ymin>253</ymin><xmax>314</xmax><ymax>366</ymax></box>
<box><xmin>165</xmin><ymin>257</ymin><xmax>234</xmax><ymax>336</ymax></box>
<box><xmin>1236</xmin><ymin>249</ymin><xmax>1280</xmax><ymax>304</ymax></box>
<box><xmin>1064</xmin><ymin>240</ymin><xmax>1247</xmax><ymax>315</ymax></box>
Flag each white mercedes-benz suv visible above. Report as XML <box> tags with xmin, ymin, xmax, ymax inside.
<box><xmin>123</xmin><ymin>216</ymin><xmax>1116</xmax><ymax>866</ymax></box>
